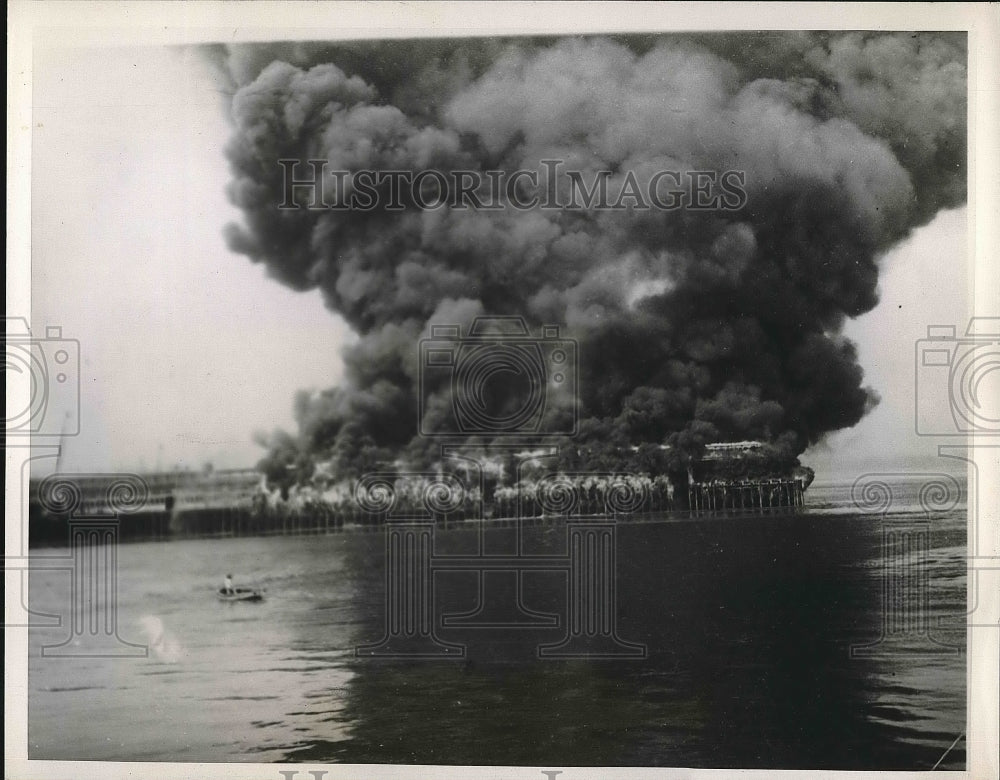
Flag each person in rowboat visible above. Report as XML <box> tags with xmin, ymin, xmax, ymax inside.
<box><xmin>223</xmin><ymin>573</ymin><xmax>234</xmax><ymax>595</ymax></box>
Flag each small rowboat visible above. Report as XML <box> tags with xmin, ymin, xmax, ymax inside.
<box><xmin>217</xmin><ymin>587</ymin><xmax>264</xmax><ymax>602</ymax></box>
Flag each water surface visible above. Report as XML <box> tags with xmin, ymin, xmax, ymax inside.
<box><xmin>29</xmin><ymin>480</ymin><xmax>967</xmax><ymax>768</ymax></box>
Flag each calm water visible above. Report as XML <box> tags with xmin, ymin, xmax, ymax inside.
<box><xmin>28</xmin><ymin>480</ymin><xmax>967</xmax><ymax>768</ymax></box>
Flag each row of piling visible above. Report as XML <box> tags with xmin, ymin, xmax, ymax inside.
<box><xmin>688</xmin><ymin>479</ymin><xmax>805</xmax><ymax>513</ymax></box>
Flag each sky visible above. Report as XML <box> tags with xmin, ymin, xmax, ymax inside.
<box><xmin>30</xmin><ymin>44</ymin><xmax>353</xmax><ymax>474</ymax></box>
<box><xmin>27</xmin><ymin>42</ymin><xmax>972</xmax><ymax>481</ymax></box>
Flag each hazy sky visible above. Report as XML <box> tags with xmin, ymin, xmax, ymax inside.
<box><xmin>28</xmin><ymin>43</ymin><xmax>971</xmax><ymax>481</ymax></box>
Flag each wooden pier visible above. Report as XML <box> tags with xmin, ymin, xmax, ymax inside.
<box><xmin>687</xmin><ymin>478</ymin><xmax>805</xmax><ymax>513</ymax></box>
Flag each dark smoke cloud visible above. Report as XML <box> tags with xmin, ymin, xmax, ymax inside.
<box><xmin>203</xmin><ymin>32</ymin><xmax>966</xmax><ymax>487</ymax></box>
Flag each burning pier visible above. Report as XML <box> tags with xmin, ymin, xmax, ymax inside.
<box><xmin>685</xmin><ymin>441</ymin><xmax>812</xmax><ymax>513</ymax></box>
<box><xmin>27</xmin><ymin>440</ymin><xmax>813</xmax><ymax>547</ymax></box>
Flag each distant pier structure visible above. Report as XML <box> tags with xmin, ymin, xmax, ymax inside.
<box><xmin>28</xmin><ymin>468</ymin><xmax>264</xmax><ymax>546</ymax></box>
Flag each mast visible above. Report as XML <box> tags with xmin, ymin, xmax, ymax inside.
<box><xmin>52</xmin><ymin>410</ymin><xmax>72</xmax><ymax>473</ymax></box>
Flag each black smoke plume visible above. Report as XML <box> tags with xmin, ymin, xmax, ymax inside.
<box><xmin>203</xmin><ymin>33</ymin><xmax>966</xmax><ymax>490</ymax></box>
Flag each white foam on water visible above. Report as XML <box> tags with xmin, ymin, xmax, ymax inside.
<box><xmin>138</xmin><ymin>615</ymin><xmax>185</xmax><ymax>664</ymax></box>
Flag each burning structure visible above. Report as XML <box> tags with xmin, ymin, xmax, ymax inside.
<box><xmin>686</xmin><ymin>441</ymin><xmax>814</xmax><ymax>511</ymax></box>
<box><xmin>204</xmin><ymin>33</ymin><xmax>967</xmax><ymax>498</ymax></box>
<box><xmin>26</xmin><ymin>441</ymin><xmax>811</xmax><ymax>547</ymax></box>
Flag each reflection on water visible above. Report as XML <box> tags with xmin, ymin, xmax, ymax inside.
<box><xmin>29</xmin><ymin>484</ymin><xmax>966</xmax><ymax>768</ymax></box>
